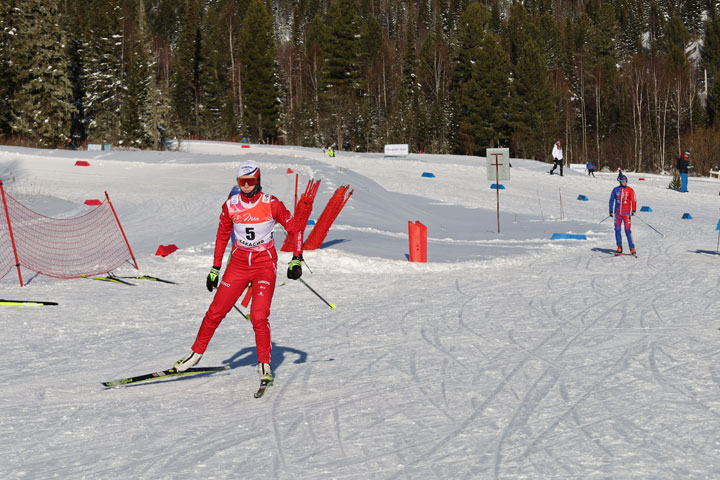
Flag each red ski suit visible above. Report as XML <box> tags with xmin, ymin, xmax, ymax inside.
<box><xmin>191</xmin><ymin>191</ymin><xmax>303</xmax><ymax>364</ymax></box>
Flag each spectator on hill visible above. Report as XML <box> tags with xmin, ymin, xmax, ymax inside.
<box><xmin>586</xmin><ymin>161</ymin><xmax>596</xmax><ymax>177</ymax></box>
<box><xmin>676</xmin><ymin>151</ymin><xmax>694</xmax><ymax>193</ymax></box>
<box><xmin>549</xmin><ymin>140</ymin><xmax>563</xmax><ymax>176</ymax></box>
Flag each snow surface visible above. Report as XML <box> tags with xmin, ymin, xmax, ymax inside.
<box><xmin>2</xmin><ymin>142</ymin><xmax>720</xmax><ymax>479</ymax></box>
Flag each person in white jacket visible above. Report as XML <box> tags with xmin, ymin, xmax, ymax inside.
<box><xmin>549</xmin><ymin>140</ymin><xmax>563</xmax><ymax>176</ymax></box>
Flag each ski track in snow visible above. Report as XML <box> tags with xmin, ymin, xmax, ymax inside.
<box><xmin>2</xmin><ymin>143</ymin><xmax>720</xmax><ymax>478</ymax></box>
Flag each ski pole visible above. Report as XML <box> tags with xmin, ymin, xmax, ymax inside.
<box><xmin>298</xmin><ymin>278</ymin><xmax>336</xmax><ymax>309</ymax></box>
<box><xmin>599</xmin><ymin>214</ymin><xmax>612</xmax><ymax>224</ymax></box>
<box><xmin>537</xmin><ymin>190</ymin><xmax>544</xmax><ymax>222</ymax></box>
<box><xmin>635</xmin><ymin>214</ymin><xmax>664</xmax><ymax>237</ymax></box>
<box><xmin>233</xmin><ymin>304</ymin><xmax>250</xmax><ymax>321</ymax></box>
<box><xmin>302</xmin><ymin>258</ymin><xmax>313</xmax><ymax>274</ymax></box>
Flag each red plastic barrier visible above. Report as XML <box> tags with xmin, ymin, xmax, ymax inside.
<box><xmin>74</xmin><ymin>161</ymin><xmax>90</xmax><ymax>166</ymax></box>
<box><xmin>84</xmin><ymin>199</ymin><xmax>102</xmax><ymax>206</ymax></box>
<box><xmin>303</xmin><ymin>185</ymin><xmax>353</xmax><ymax>250</ymax></box>
<box><xmin>408</xmin><ymin>221</ymin><xmax>427</xmax><ymax>262</ymax></box>
<box><xmin>281</xmin><ymin>179</ymin><xmax>321</xmax><ymax>252</ymax></box>
<box><xmin>241</xmin><ymin>145</ymin><xmax>250</xmax><ymax>149</ymax></box>
<box><xmin>155</xmin><ymin>244</ymin><xmax>178</xmax><ymax>257</ymax></box>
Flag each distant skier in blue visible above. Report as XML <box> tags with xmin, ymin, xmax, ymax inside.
<box><xmin>676</xmin><ymin>151</ymin><xmax>693</xmax><ymax>192</ymax></box>
<box><xmin>609</xmin><ymin>175</ymin><xmax>637</xmax><ymax>255</ymax></box>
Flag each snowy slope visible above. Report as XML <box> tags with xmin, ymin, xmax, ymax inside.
<box><xmin>2</xmin><ymin>142</ymin><xmax>720</xmax><ymax>479</ymax></box>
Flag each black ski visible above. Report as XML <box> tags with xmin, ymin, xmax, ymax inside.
<box><xmin>114</xmin><ymin>274</ymin><xmax>178</xmax><ymax>284</ymax></box>
<box><xmin>0</xmin><ymin>299</ymin><xmax>58</xmax><ymax>306</ymax></box>
<box><xmin>102</xmin><ymin>365</ymin><xmax>229</xmax><ymax>388</ymax></box>
<box><xmin>254</xmin><ymin>378</ymin><xmax>273</xmax><ymax>398</ymax></box>
<box><xmin>82</xmin><ymin>274</ymin><xmax>135</xmax><ymax>286</ymax></box>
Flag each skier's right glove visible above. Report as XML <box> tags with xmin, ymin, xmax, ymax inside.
<box><xmin>206</xmin><ymin>266</ymin><xmax>221</xmax><ymax>291</ymax></box>
<box><xmin>609</xmin><ymin>212</ymin><xmax>613</xmax><ymax>217</ymax></box>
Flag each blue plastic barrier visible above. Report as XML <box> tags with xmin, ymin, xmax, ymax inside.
<box><xmin>640</xmin><ymin>206</ymin><xmax>652</xmax><ymax>212</ymax></box>
<box><xmin>577</xmin><ymin>195</ymin><xmax>589</xmax><ymax>201</ymax></box>
<box><xmin>490</xmin><ymin>184</ymin><xmax>505</xmax><ymax>189</ymax></box>
<box><xmin>421</xmin><ymin>172</ymin><xmax>436</xmax><ymax>178</ymax></box>
<box><xmin>551</xmin><ymin>233</ymin><xmax>587</xmax><ymax>240</ymax></box>
<box><xmin>682</xmin><ymin>213</ymin><xmax>693</xmax><ymax>219</ymax></box>
<box><xmin>307</xmin><ymin>219</ymin><xmax>315</xmax><ymax>225</ymax></box>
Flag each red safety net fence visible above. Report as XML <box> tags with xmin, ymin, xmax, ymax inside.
<box><xmin>281</xmin><ymin>179</ymin><xmax>321</xmax><ymax>252</ymax></box>
<box><xmin>304</xmin><ymin>185</ymin><xmax>353</xmax><ymax>250</ymax></box>
<box><xmin>0</xmin><ymin>182</ymin><xmax>138</xmax><ymax>286</ymax></box>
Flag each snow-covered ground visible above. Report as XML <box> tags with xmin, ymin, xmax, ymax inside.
<box><xmin>2</xmin><ymin>142</ymin><xmax>720</xmax><ymax>479</ymax></box>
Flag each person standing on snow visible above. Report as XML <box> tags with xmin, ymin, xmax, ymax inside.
<box><xmin>586</xmin><ymin>161</ymin><xmax>596</xmax><ymax>177</ymax></box>
<box><xmin>549</xmin><ymin>140</ymin><xmax>563</xmax><ymax>176</ymax></box>
<box><xmin>676</xmin><ymin>151</ymin><xmax>694</xmax><ymax>192</ymax></box>
<box><xmin>174</xmin><ymin>160</ymin><xmax>305</xmax><ymax>387</ymax></box>
<box><xmin>609</xmin><ymin>175</ymin><xmax>637</xmax><ymax>255</ymax></box>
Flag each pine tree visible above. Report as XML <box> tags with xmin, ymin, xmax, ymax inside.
<box><xmin>84</xmin><ymin>0</ymin><xmax>124</xmax><ymax>143</ymax></box>
<box><xmin>586</xmin><ymin>2</ymin><xmax>621</xmax><ymax>162</ymax></box>
<box><xmin>319</xmin><ymin>0</ymin><xmax>363</xmax><ymax>149</ymax></box>
<box><xmin>0</xmin><ymin>0</ymin><xmax>21</xmax><ymax>136</ymax></box>
<box><xmin>303</xmin><ymin>14</ymin><xmax>327</xmax><ymax>146</ymax></box>
<box><xmin>171</xmin><ymin>0</ymin><xmax>203</xmax><ymax>136</ymax></box>
<box><xmin>509</xmin><ymin>39</ymin><xmax>557</xmax><ymax>160</ymax></box>
<box><xmin>61</xmin><ymin>0</ymin><xmax>89</xmax><ymax>143</ymax></box>
<box><xmin>8</xmin><ymin>0</ymin><xmax>75</xmax><ymax>146</ymax></box>
<box><xmin>239</xmin><ymin>0</ymin><xmax>280</xmax><ymax>142</ymax></box>
<box><xmin>120</xmin><ymin>0</ymin><xmax>170</xmax><ymax>148</ymax></box>
<box><xmin>419</xmin><ymin>22</ymin><xmax>452</xmax><ymax>153</ymax></box>
<box><xmin>614</xmin><ymin>0</ymin><xmax>644</xmax><ymax>60</ymax></box>
<box><xmin>389</xmin><ymin>15</ymin><xmax>424</xmax><ymax>150</ymax></box>
<box><xmin>466</xmin><ymin>31</ymin><xmax>512</xmax><ymax>152</ymax></box>
<box><xmin>199</xmin><ymin>1</ymin><xmax>236</xmax><ymax>139</ymax></box>
<box><xmin>702</xmin><ymin>4</ymin><xmax>720</xmax><ymax>112</ymax></box>
<box><xmin>451</xmin><ymin>2</ymin><xmax>491</xmax><ymax>154</ymax></box>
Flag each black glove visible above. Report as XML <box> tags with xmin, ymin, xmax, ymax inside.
<box><xmin>206</xmin><ymin>266</ymin><xmax>221</xmax><ymax>291</ymax></box>
<box><xmin>287</xmin><ymin>255</ymin><xmax>303</xmax><ymax>280</ymax></box>
<box><xmin>609</xmin><ymin>212</ymin><xmax>613</xmax><ymax>217</ymax></box>
<box><xmin>631</xmin><ymin>211</ymin><xmax>635</xmax><ymax>216</ymax></box>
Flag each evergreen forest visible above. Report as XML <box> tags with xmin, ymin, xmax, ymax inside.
<box><xmin>3</xmin><ymin>0</ymin><xmax>720</xmax><ymax>173</ymax></box>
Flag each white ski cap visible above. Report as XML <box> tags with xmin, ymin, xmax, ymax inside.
<box><xmin>237</xmin><ymin>160</ymin><xmax>260</xmax><ymax>178</ymax></box>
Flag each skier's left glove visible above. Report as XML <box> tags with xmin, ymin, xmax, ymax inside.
<box><xmin>287</xmin><ymin>255</ymin><xmax>303</xmax><ymax>280</ymax></box>
<box><xmin>631</xmin><ymin>211</ymin><xmax>636</xmax><ymax>216</ymax></box>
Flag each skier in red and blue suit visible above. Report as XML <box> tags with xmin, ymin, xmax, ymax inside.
<box><xmin>609</xmin><ymin>175</ymin><xmax>637</xmax><ymax>255</ymax></box>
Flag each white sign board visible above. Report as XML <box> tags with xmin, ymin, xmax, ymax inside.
<box><xmin>486</xmin><ymin>148</ymin><xmax>510</xmax><ymax>181</ymax></box>
<box><xmin>87</xmin><ymin>144</ymin><xmax>102</xmax><ymax>151</ymax></box>
<box><xmin>570</xmin><ymin>163</ymin><xmax>585</xmax><ymax>173</ymax></box>
<box><xmin>384</xmin><ymin>144</ymin><xmax>409</xmax><ymax>157</ymax></box>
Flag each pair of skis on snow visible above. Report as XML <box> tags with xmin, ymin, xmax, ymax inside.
<box><xmin>101</xmin><ymin>365</ymin><xmax>272</xmax><ymax>398</ymax></box>
<box><xmin>82</xmin><ymin>273</ymin><xmax>177</xmax><ymax>286</ymax></box>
